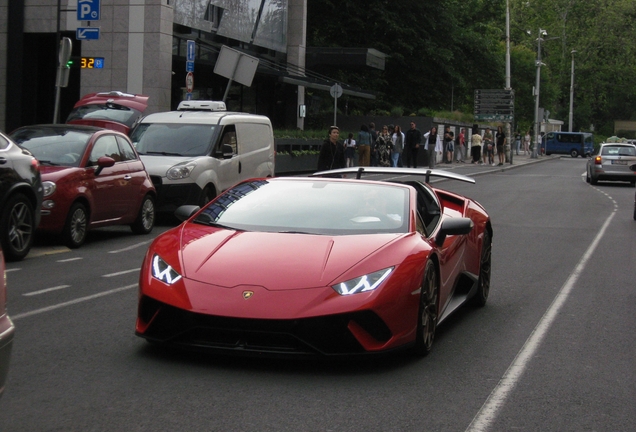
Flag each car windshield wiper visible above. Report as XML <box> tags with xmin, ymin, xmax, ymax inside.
<box><xmin>37</xmin><ymin>160</ymin><xmax>59</xmax><ymax>166</ymax></box>
<box><xmin>193</xmin><ymin>218</ymin><xmax>243</xmax><ymax>231</ymax></box>
<box><xmin>145</xmin><ymin>151</ymin><xmax>183</xmax><ymax>156</ymax></box>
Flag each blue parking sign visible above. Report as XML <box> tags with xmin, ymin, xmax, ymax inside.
<box><xmin>78</xmin><ymin>0</ymin><xmax>101</xmax><ymax>21</ymax></box>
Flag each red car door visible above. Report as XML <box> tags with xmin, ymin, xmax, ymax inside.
<box><xmin>87</xmin><ymin>134</ymin><xmax>136</xmax><ymax>222</ymax></box>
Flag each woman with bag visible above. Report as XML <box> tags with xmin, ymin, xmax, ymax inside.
<box><xmin>391</xmin><ymin>125</ymin><xmax>405</xmax><ymax>167</ymax></box>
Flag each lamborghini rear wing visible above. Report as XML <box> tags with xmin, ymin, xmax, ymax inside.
<box><xmin>311</xmin><ymin>167</ymin><xmax>476</xmax><ymax>184</ymax></box>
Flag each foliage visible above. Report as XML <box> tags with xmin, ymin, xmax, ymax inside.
<box><xmin>306</xmin><ymin>0</ymin><xmax>636</xmax><ymax>136</ymax></box>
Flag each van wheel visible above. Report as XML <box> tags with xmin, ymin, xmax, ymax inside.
<box><xmin>570</xmin><ymin>149</ymin><xmax>579</xmax><ymax>158</ymax></box>
<box><xmin>199</xmin><ymin>185</ymin><xmax>216</xmax><ymax>207</ymax></box>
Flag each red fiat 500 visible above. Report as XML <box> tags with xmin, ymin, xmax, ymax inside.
<box><xmin>10</xmin><ymin>124</ymin><xmax>156</xmax><ymax>248</ymax></box>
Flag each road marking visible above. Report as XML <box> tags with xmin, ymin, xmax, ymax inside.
<box><xmin>466</xmin><ymin>209</ymin><xmax>616</xmax><ymax>432</ymax></box>
<box><xmin>23</xmin><ymin>285</ymin><xmax>71</xmax><ymax>296</ymax></box>
<box><xmin>5</xmin><ymin>268</ymin><xmax>20</xmax><ymax>273</ymax></box>
<box><xmin>102</xmin><ymin>268</ymin><xmax>140</xmax><ymax>277</ymax></box>
<box><xmin>108</xmin><ymin>241</ymin><xmax>152</xmax><ymax>254</ymax></box>
<box><xmin>11</xmin><ymin>284</ymin><xmax>137</xmax><ymax>321</ymax></box>
<box><xmin>57</xmin><ymin>257</ymin><xmax>83</xmax><ymax>263</ymax></box>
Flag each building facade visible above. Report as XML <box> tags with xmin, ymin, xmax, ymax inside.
<box><xmin>0</xmin><ymin>0</ymin><xmax>311</xmax><ymax>132</ymax></box>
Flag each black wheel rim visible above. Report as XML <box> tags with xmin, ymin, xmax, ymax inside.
<box><xmin>420</xmin><ymin>264</ymin><xmax>438</xmax><ymax>351</ymax></box>
<box><xmin>8</xmin><ymin>201</ymin><xmax>33</xmax><ymax>253</ymax></box>
<box><xmin>479</xmin><ymin>234</ymin><xmax>492</xmax><ymax>299</ymax></box>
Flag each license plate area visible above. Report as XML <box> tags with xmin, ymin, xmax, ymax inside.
<box><xmin>611</xmin><ymin>160</ymin><xmax>627</xmax><ymax>165</ymax></box>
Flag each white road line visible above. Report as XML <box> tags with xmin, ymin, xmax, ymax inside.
<box><xmin>11</xmin><ymin>284</ymin><xmax>137</xmax><ymax>321</ymax></box>
<box><xmin>57</xmin><ymin>257</ymin><xmax>83</xmax><ymax>262</ymax></box>
<box><xmin>23</xmin><ymin>285</ymin><xmax>71</xmax><ymax>296</ymax></box>
<box><xmin>108</xmin><ymin>241</ymin><xmax>152</xmax><ymax>254</ymax></box>
<box><xmin>102</xmin><ymin>268</ymin><xmax>140</xmax><ymax>278</ymax></box>
<box><xmin>5</xmin><ymin>268</ymin><xmax>20</xmax><ymax>273</ymax></box>
<box><xmin>466</xmin><ymin>209</ymin><xmax>616</xmax><ymax>432</ymax></box>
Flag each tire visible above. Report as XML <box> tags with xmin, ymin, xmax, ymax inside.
<box><xmin>471</xmin><ymin>231</ymin><xmax>491</xmax><ymax>307</ymax></box>
<box><xmin>413</xmin><ymin>260</ymin><xmax>438</xmax><ymax>357</ymax></box>
<box><xmin>199</xmin><ymin>185</ymin><xmax>216</xmax><ymax>207</ymax></box>
<box><xmin>0</xmin><ymin>193</ymin><xmax>35</xmax><ymax>261</ymax></box>
<box><xmin>131</xmin><ymin>194</ymin><xmax>155</xmax><ymax>234</ymax></box>
<box><xmin>570</xmin><ymin>149</ymin><xmax>579</xmax><ymax>158</ymax></box>
<box><xmin>585</xmin><ymin>168</ymin><xmax>591</xmax><ymax>183</ymax></box>
<box><xmin>63</xmin><ymin>202</ymin><xmax>88</xmax><ymax>248</ymax></box>
<box><xmin>590</xmin><ymin>174</ymin><xmax>598</xmax><ymax>185</ymax></box>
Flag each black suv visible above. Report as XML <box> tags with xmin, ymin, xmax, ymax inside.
<box><xmin>0</xmin><ymin>130</ymin><xmax>43</xmax><ymax>261</ymax></box>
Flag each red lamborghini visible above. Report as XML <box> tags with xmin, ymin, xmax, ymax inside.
<box><xmin>135</xmin><ymin>167</ymin><xmax>492</xmax><ymax>357</ymax></box>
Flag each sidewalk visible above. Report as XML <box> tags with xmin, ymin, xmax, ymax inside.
<box><xmin>430</xmin><ymin>151</ymin><xmax>559</xmax><ymax>177</ymax></box>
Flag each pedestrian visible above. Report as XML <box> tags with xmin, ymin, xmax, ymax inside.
<box><xmin>456</xmin><ymin>128</ymin><xmax>466</xmax><ymax>162</ymax></box>
<box><xmin>391</xmin><ymin>125</ymin><xmax>405</xmax><ymax>167</ymax></box>
<box><xmin>423</xmin><ymin>126</ymin><xmax>442</xmax><ymax>168</ymax></box>
<box><xmin>404</xmin><ymin>121</ymin><xmax>421</xmax><ymax>168</ymax></box>
<box><xmin>496</xmin><ymin>125</ymin><xmax>506</xmax><ymax>166</ymax></box>
<box><xmin>514</xmin><ymin>130</ymin><xmax>521</xmax><ymax>155</ymax></box>
<box><xmin>317</xmin><ymin>126</ymin><xmax>345</xmax><ymax>171</ymax></box>
<box><xmin>370</xmin><ymin>123</ymin><xmax>382</xmax><ymax>166</ymax></box>
<box><xmin>483</xmin><ymin>127</ymin><xmax>494</xmax><ymax>166</ymax></box>
<box><xmin>471</xmin><ymin>124</ymin><xmax>482</xmax><ymax>164</ymax></box>
<box><xmin>443</xmin><ymin>126</ymin><xmax>453</xmax><ymax>162</ymax></box>
<box><xmin>446</xmin><ymin>131</ymin><xmax>454</xmax><ymax>163</ymax></box>
<box><xmin>344</xmin><ymin>132</ymin><xmax>357</xmax><ymax>167</ymax></box>
<box><xmin>523</xmin><ymin>129</ymin><xmax>531</xmax><ymax>155</ymax></box>
<box><xmin>357</xmin><ymin>124</ymin><xmax>372</xmax><ymax>166</ymax></box>
<box><xmin>374</xmin><ymin>126</ymin><xmax>393</xmax><ymax>167</ymax></box>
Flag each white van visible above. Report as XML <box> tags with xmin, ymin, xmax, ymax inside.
<box><xmin>130</xmin><ymin>101</ymin><xmax>275</xmax><ymax>213</ymax></box>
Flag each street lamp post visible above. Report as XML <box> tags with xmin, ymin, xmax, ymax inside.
<box><xmin>569</xmin><ymin>50</ymin><xmax>576</xmax><ymax>132</ymax></box>
<box><xmin>532</xmin><ymin>29</ymin><xmax>547</xmax><ymax>159</ymax></box>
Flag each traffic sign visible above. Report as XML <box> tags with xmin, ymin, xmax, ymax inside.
<box><xmin>77</xmin><ymin>0</ymin><xmax>101</xmax><ymax>21</ymax></box>
<box><xmin>187</xmin><ymin>40</ymin><xmax>196</xmax><ymax>62</ymax></box>
<box><xmin>330</xmin><ymin>84</ymin><xmax>343</xmax><ymax>98</ymax></box>
<box><xmin>186</xmin><ymin>72</ymin><xmax>194</xmax><ymax>93</ymax></box>
<box><xmin>186</xmin><ymin>61</ymin><xmax>194</xmax><ymax>72</ymax></box>
<box><xmin>474</xmin><ymin>89</ymin><xmax>514</xmax><ymax>121</ymax></box>
<box><xmin>76</xmin><ymin>27</ymin><xmax>100</xmax><ymax>40</ymax></box>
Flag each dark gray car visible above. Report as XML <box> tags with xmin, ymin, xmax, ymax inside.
<box><xmin>0</xmin><ymin>131</ymin><xmax>43</xmax><ymax>261</ymax></box>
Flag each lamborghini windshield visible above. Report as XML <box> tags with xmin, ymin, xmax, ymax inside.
<box><xmin>193</xmin><ymin>179</ymin><xmax>410</xmax><ymax>235</ymax></box>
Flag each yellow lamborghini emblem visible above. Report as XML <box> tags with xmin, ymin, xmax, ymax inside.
<box><xmin>243</xmin><ymin>290</ymin><xmax>254</xmax><ymax>299</ymax></box>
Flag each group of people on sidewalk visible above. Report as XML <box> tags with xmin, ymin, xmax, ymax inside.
<box><xmin>317</xmin><ymin>122</ymin><xmax>524</xmax><ymax>172</ymax></box>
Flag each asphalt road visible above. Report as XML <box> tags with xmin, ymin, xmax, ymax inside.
<box><xmin>1</xmin><ymin>158</ymin><xmax>634</xmax><ymax>431</ymax></box>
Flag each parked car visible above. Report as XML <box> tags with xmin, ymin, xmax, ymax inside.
<box><xmin>541</xmin><ymin>131</ymin><xmax>594</xmax><ymax>158</ymax></box>
<box><xmin>586</xmin><ymin>143</ymin><xmax>636</xmax><ymax>186</ymax></box>
<box><xmin>631</xmin><ymin>163</ymin><xmax>636</xmax><ymax>220</ymax></box>
<box><xmin>136</xmin><ymin>167</ymin><xmax>492</xmax><ymax>357</ymax></box>
<box><xmin>66</xmin><ymin>91</ymin><xmax>149</xmax><ymax>135</ymax></box>
<box><xmin>10</xmin><ymin>125</ymin><xmax>156</xmax><ymax>248</ymax></box>
<box><xmin>0</xmin><ymin>131</ymin><xmax>43</xmax><ymax>261</ymax></box>
<box><xmin>0</xmin><ymin>247</ymin><xmax>15</xmax><ymax>399</ymax></box>
<box><xmin>129</xmin><ymin>100</ymin><xmax>275</xmax><ymax>213</ymax></box>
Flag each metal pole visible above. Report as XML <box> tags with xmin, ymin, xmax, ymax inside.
<box><xmin>333</xmin><ymin>94</ymin><xmax>338</xmax><ymax>126</ymax></box>
<box><xmin>569</xmin><ymin>50</ymin><xmax>576</xmax><ymax>132</ymax></box>
<box><xmin>505</xmin><ymin>0</ymin><xmax>512</xmax><ymax>164</ymax></box>
<box><xmin>532</xmin><ymin>29</ymin><xmax>545</xmax><ymax>159</ymax></box>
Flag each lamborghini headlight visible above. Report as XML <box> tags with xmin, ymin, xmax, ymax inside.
<box><xmin>151</xmin><ymin>255</ymin><xmax>182</xmax><ymax>285</ymax></box>
<box><xmin>332</xmin><ymin>267</ymin><xmax>394</xmax><ymax>295</ymax></box>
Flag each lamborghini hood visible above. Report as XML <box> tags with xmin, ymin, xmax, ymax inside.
<box><xmin>179</xmin><ymin>229</ymin><xmax>402</xmax><ymax>291</ymax></box>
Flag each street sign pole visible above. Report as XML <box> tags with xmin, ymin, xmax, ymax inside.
<box><xmin>53</xmin><ymin>37</ymin><xmax>72</xmax><ymax>124</ymax></box>
<box><xmin>330</xmin><ymin>84</ymin><xmax>343</xmax><ymax>126</ymax></box>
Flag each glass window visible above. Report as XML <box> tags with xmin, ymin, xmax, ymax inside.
<box><xmin>116</xmin><ymin>136</ymin><xmax>138</xmax><ymax>161</ymax></box>
<box><xmin>131</xmin><ymin>123</ymin><xmax>217</xmax><ymax>156</ymax></box>
<box><xmin>90</xmin><ymin>135</ymin><xmax>121</xmax><ymax>164</ymax></box>
<box><xmin>193</xmin><ymin>179</ymin><xmax>410</xmax><ymax>236</ymax></box>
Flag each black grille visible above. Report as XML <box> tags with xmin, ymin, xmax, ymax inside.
<box><xmin>138</xmin><ymin>296</ymin><xmax>392</xmax><ymax>356</ymax></box>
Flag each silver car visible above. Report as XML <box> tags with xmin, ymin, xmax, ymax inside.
<box><xmin>0</xmin><ymin>248</ymin><xmax>15</xmax><ymax>399</ymax></box>
<box><xmin>586</xmin><ymin>143</ymin><xmax>636</xmax><ymax>186</ymax></box>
